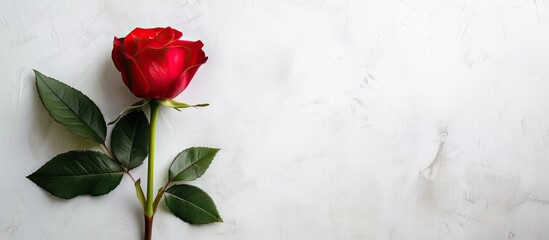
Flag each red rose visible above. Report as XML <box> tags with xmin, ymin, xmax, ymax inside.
<box><xmin>112</xmin><ymin>27</ymin><xmax>207</xmax><ymax>99</ymax></box>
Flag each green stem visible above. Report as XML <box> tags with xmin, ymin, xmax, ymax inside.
<box><xmin>146</xmin><ymin>100</ymin><xmax>160</xmax><ymax>217</ymax></box>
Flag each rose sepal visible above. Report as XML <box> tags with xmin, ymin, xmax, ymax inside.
<box><xmin>155</xmin><ymin>99</ymin><xmax>209</xmax><ymax>111</ymax></box>
<box><xmin>108</xmin><ymin>99</ymin><xmax>150</xmax><ymax>125</ymax></box>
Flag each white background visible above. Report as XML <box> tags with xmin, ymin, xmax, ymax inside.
<box><xmin>2</xmin><ymin>0</ymin><xmax>549</xmax><ymax>239</ymax></box>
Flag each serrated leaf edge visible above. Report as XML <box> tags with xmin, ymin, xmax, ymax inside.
<box><xmin>169</xmin><ymin>147</ymin><xmax>220</xmax><ymax>182</ymax></box>
<box><xmin>165</xmin><ymin>185</ymin><xmax>222</xmax><ymax>223</ymax></box>
<box><xmin>34</xmin><ymin>70</ymin><xmax>106</xmax><ymax>143</ymax></box>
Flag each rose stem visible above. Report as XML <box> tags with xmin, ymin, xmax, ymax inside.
<box><xmin>145</xmin><ymin>100</ymin><xmax>160</xmax><ymax>240</ymax></box>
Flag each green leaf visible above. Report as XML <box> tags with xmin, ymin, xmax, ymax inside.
<box><xmin>111</xmin><ymin>110</ymin><xmax>149</xmax><ymax>169</ymax></box>
<box><xmin>108</xmin><ymin>99</ymin><xmax>150</xmax><ymax>125</ymax></box>
<box><xmin>156</xmin><ymin>99</ymin><xmax>209</xmax><ymax>111</ymax></box>
<box><xmin>34</xmin><ymin>70</ymin><xmax>107</xmax><ymax>143</ymax></box>
<box><xmin>169</xmin><ymin>147</ymin><xmax>220</xmax><ymax>182</ymax></box>
<box><xmin>27</xmin><ymin>151</ymin><xmax>124</xmax><ymax>199</ymax></box>
<box><xmin>165</xmin><ymin>184</ymin><xmax>222</xmax><ymax>224</ymax></box>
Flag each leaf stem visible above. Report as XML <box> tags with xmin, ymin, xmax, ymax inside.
<box><xmin>146</xmin><ymin>100</ymin><xmax>160</xmax><ymax>217</ymax></box>
<box><xmin>163</xmin><ymin>180</ymin><xmax>173</xmax><ymax>192</ymax></box>
<box><xmin>100</xmin><ymin>143</ymin><xmax>137</xmax><ymax>183</ymax></box>
<box><xmin>126</xmin><ymin>171</ymin><xmax>137</xmax><ymax>183</ymax></box>
<box><xmin>100</xmin><ymin>143</ymin><xmax>116</xmax><ymax>160</ymax></box>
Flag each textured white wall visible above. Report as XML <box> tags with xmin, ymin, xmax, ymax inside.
<box><xmin>2</xmin><ymin>0</ymin><xmax>549</xmax><ymax>239</ymax></box>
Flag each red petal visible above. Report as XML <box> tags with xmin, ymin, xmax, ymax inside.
<box><xmin>133</xmin><ymin>46</ymin><xmax>191</xmax><ymax>98</ymax></box>
<box><xmin>164</xmin><ymin>40</ymin><xmax>205</xmax><ymax>66</ymax></box>
<box><xmin>123</xmin><ymin>34</ymin><xmax>138</xmax><ymax>56</ymax></box>
<box><xmin>160</xmin><ymin>27</ymin><xmax>182</xmax><ymax>42</ymax></box>
<box><xmin>124</xmin><ymin>27</ymin><xmax>163</xmax><ymax>55</ymax></box>
<box><xmin>171</xmin><ymin>27</ymin><xmax>183</xmax><ymax>40</ymax></box>
<box><xmin>166</xmin><ymin>39</ymin><xmax>202</xmax><ymax>48</ymax></box>
<box><xmin>162</xmin><ymin>41</ymin><xmax>207</xmax><ymax>98</ymax></box>
<box><xmin>136</xmin><ymin>39</ymin><xmax>164</xmax><ymax>53</ymax></box>
<box><xmin>125</xmin><ymin>27</ymin><xmax>186</xmax><ymax>56</ymax></box>
<box><xmin>112</xmin><ymin>37</ymin><xmax>126</xmax><ymax>72</ymax></box>
<box><xmin>155</xmin><ymin>27</ymin><xmax>177</xmax><ymax>44</ymax></box>
<box><xmin>187</xmin><ymin>40</ymin><xmax>206</xmax><ymax>64</ymax></box>
<box><xmin>163</xmin><ymin>56</ymin><xmax>207</xmax><ymax>98</ymax></box>
<box><xmin>121</xmin><ymin>53</ymin><xmax>150</xmax><ymax>98</ymax></box>
<box><xmin>129</xmin><ymin>27</ymin><xmax>162</xmax><ymax>39</ymax></box>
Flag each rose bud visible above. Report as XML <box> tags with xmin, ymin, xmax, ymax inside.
<box><xmin>112</xmin><ymin>27</ymin><xmax>207</xmax><ymax>99</ymax></box>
